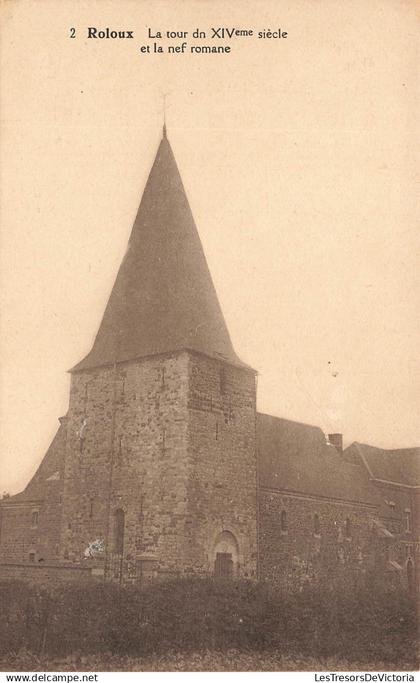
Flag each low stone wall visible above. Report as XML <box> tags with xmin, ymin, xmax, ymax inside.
<box><xmin>0</xmin><ymin>562</ymin><xmax>96</xmax><ymax>583</ymax></box>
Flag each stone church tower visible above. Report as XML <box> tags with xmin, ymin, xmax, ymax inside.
<box><xmin>60</xmin><ymin>128</ymin><xmax>258</xmax><ymax>579</ymax></box>
<box><xmin>1</xmin><ymin>128</ymin><xmax>417</xmax><ymax>590</ymax></box>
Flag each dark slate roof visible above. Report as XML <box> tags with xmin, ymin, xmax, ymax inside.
<box><xmin>2</xmin><ymin>422</ymin><xmax>65</xmax><ymax>504</ymax></box>
<box><xmin>257</xmin><ymin>413</ymin><xmax>381</xmax><ymax>505</ymax></box>
<box><xmin>344</xmin><ymin>442</ymin><xmax>420</xmax><ymax>487</ymax></box>
<box><xmin>72</xmin><ymin>130</ymin><xmax>247</xmax><ymax>372</ymax></box>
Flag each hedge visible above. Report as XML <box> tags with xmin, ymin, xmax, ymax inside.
<box><xmin>0</xmin><ymin>577</ymin><xmax>417</xmax><ymax>667</ymax></box>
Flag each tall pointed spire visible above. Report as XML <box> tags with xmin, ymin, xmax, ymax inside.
<box><xmin>72</xmin><ymin>130</ymin><xmax>246</xmax><ymax>372</ymax></box>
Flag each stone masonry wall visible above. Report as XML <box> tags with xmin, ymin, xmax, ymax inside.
<box><xmin>185</xmin><ymin>354</ymin><xmax>258</xmax><ymax>578</ymax></box>
<box><xmin>258</xmin><ymin>488</ymin><xmax>376</xmax><ymax>588</ymax></box>
<box><xmin>0</xmin><ymin>505</ymin><xmax>42</xmax><ymax>563</ymax></box>
<box><xmin>60</xmin><ymin>352</ymin><xmax>190</xmax><ymax>572</ymax></box>
<box><xmin>0</xmin><ymin>562</ymin><xmax>93</xmax><ymax>583</ymax></box>
<box><xmin>0</xmin><ymin>486</ymin><xmax>63</xmax><ymax>565</ymax></box>
<box><xmin>372</xmin><ymin>482</ymin><xmax>419</xmax><ymax>589</ymax></box>
<box><xmin>60</xmin><ymin>350</ymin><xmax>258</xmax><ymax>579</ymax></box>
<box><xmin>0</xmin><ymin>429</ymin><xmax>65</xmax><ymax>564</ymax></box>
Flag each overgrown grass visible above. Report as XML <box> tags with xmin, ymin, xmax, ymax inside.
<box><xmin>0</xmin><ymin>577</ymin><xmax>418</xmax><ymax>671</ymax></box>
<box><xmin>2</xmin><ymin>649</ymin><xmax>418</xmax><ymax>672</ymax></box>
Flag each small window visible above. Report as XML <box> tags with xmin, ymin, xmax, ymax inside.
<box><xmin>29</xmin><ymin>552</ymin><xmax>35</xmax><ymax>563</ymax></box>
<box><xmin>89</xmin><ymin>499</ymin><xmax>94</xmax><ymax>518</ymax></box>
<box><xmin>314</xmin><ymin>514</ymin><xmax>321</xmax><ymax>535</ymax></box>
<box><xmin>281</xmin><ymin>510</ymin><xmax>288</xmax><ymax>532</ymax></box>
<box><xmin>114</xmin><ymin>508</ymin><xmax>125</xmax><ymax>555</ymax></box>
<box><xmin>405</xmin><ymin>511</ymin><xmax>411</xmax><ymax>533</ymax></box>
<box><xmin>407</xmin><ymin>559</ymin><xmax>415</xmax><ymax>593</ymax></box>
<box><xmin>219</xmin><ymin>366</ymin><xmax>226</xmax><ymax>394</ymax></box>
<box><xmin>345</xmin><ymin>518</ymin><xmax>351</xmax><ymax>538</ymax></box>
<box><xmin>31</xmin><ymin>511</ymin><xmax>39</xmax><ymax>528</ymax></box>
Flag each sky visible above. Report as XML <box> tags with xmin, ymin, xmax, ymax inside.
<box><xmin>0</xmin><ymin>0</ymin><xmax>419</xmax><ymax>494</ymax></box>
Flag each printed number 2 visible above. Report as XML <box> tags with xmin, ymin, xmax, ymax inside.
<box><xmin>70</xmin><ymin>28</ymin><xmax>76</xmax><ymax>38</ymax></box>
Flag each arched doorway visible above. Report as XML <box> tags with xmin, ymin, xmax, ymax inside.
<box><xmin>114</xmin><ymin>508</ymin><xmax>125</xmax><ymax>556</ymax></box>
<box><xmin>213</xmin><ymin>530</ymin><xmax>239</xmax><ymax>578</ymax></box>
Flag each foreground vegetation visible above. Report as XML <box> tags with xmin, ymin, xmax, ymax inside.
<box><xmin>0</xmin><ymin>577</ymin><xmax>418</xmax><ymax>671</ymax></box>
<box><xmin>2</xmin><ymin>648</ymin><xmax>419</xmax><ymax>672</ymax></box>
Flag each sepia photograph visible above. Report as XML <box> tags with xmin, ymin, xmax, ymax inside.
<box><xmin>0</xmin><ymin>0</ymin><xmax>418</xmax><ymax>675</ymax></box>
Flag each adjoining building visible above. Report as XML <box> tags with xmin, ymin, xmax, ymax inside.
<box><xmin>1</xmin><ymin>129</ymin><xmax>418</xmax><ymax>589</ymax></box>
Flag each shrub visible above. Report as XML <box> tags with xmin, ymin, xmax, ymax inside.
<box><xmin>0</xmin><ymin>577</ymin><xmax>417</xmax><ymax>668</ymax></box>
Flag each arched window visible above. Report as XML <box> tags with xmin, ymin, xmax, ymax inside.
<box><xmin>29</xmin><ymin>552</ymin><xmax>35</xmax><ymax>563</ymax></box>
<box><xmin>314</xmin><ymin>513</ymin><xmax>321</xmax><ymax>535</ymax></box>
<box><xmin>345</xmin><ymin>517</ymin><xmax>351</xmax><ymax>538</ymax></box>
<box><xmin>281</xmin><ymin>510</ymin><xmax>288</xmax><ymax>532</ymax></box>
<box><xmin>114</xmin><ymin>508</ymin><xmax>125</xmax><ymax>556</ymax></box>
<box><xmin>31</xmin><ymin>511</ymin><xmax>39</xmax><ymax>528</ymax></box>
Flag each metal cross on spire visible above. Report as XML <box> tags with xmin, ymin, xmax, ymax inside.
<box><xmin>161</xmin><ymin>91</ymin><xmax>172</xmax><ymax>137</ymax></box>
